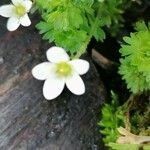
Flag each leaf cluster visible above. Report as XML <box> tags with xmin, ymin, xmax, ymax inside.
<box><xmin>98</xmin><ymin>91</ymin><xmax>124</xmax><ymax>145</ymax></box>
<box><xmin>93</xmin><ymin>0</ymin><xmax>132</xmax><ymax>39</ymax></box>
<box><xmin>119</xmin><ymin>21</ymin><xmax>150</xmax><ymax>93</ymax></box>
<box><xmin>36</xmin><ymin>0</ymin><xmax>96</xmax><ymax>54</ymax></box>
<box><xmin>35</xmin><ymin>0</ymin><xmax>131</xmax><ymax>54</ymax></box>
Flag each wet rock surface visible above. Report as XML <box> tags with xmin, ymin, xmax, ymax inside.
<box><xmin>0</xmin><ymin>9</ymin><xmax>106</xmax><ymax>150</ymax></box>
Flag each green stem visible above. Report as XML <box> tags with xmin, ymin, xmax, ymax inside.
<box><xmin>73</xmin><ymin>7</ymin><xmax>101</xmax><ymax>59</ymax></box>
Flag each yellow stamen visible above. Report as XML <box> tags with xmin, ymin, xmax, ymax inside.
<box><xmin>55</xmin><ymin>62</ymin><xmax>72</xmax><ymax>77</ymax></box>
<box><xmin>15</xmin><ymin>4</ymin><xmax>26</xmax><ymax>17</ymax></box>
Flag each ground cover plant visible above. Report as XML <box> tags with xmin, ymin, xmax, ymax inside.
<box><xmin>0</xmin><ymin>0</ymin><xmax>150</xmax><ymax>149</ymax></box>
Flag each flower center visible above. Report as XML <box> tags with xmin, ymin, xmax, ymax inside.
<box><xmin>55</xmin><ymin>62</ymin><xmax>72</xmax><ymax>77</ymax></box>
<box><xmin>15</xmin><ymin>4</ymin><xmax>26</xmax><ymax>17</ymax></box>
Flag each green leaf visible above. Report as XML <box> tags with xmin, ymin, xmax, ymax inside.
<box><xmin>108</xmin><ymin>143</ymin><xmax>141</xmax><ymax>150</ymax></box>
<box><xmin>143</xmin><ymin>145</ymin><xmax>150</xmax><ymax>150</ymax></box>
<box><xmin>93</xmin><ymin>27</ymin><xmax>105</xmax><ymax>41</ymax></box>
<box><xmin>134</xmin><ymin>21</ymin><xmax>148</xmax><ymax>32</ymax></box>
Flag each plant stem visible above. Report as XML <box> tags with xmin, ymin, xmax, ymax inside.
<box><xmin>73</xmin><ymin>7</ymin><xmax>101</xmax><ymax>59</ymax></box>
<box><xmin>123</xmin><ymin>94</ymin><xmax>137</xmax><ymax>131</ymax></box>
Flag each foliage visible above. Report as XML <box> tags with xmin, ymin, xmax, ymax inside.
<box><xmin>108</xmin><ymin>143</ymin><xmax>150</xmax><ymax>150</ymax></box>
<box><xmin>35</xmin><ymin>0</ymin><xmax>131</xmax><ymax>56</ymax></box>
<box><xmin>36</xmin><ymin>0</ymin><xmax>91</xmax><ymax>54</ymax></box>
<box><xmin>98</xmin><ymin>91</ymin><xmax>124</xmax><ymax>144</ymax></box>
<box><xmin>97</xmin><ymin>0</ymin><xmax>131</xmax><ymax>36</ymax></box>
<box><xmin>119</xmin><ymin>21</ymin><xmax>150</xmax><ymax>93</ymax></box>
<box><xmin>99</xmin><ymin>92</ymin><xmax>150</xmax><ymax>150</ymax></box>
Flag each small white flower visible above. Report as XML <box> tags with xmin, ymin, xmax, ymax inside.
<box><xmin>32</xmin><ymin>46</ymin><xmax>90</xmax><ymax>100</ymax></box>
<box><xmin>0</xmin><ymin>0</ymin><xmax>32</xmax><ymax>31</ymax></box>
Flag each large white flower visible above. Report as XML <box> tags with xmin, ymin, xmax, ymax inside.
<box><xmin>0</xmin><ymin>0</ymin><xmax>32</xmax><ymax>31</ymax></box>
<box><xmin>32</xmin><ymin>47</ymin><xmax>90</xmax><ymax>100</ymax></box>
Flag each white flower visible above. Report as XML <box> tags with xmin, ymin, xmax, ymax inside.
<box><xmin>32</xmin><ymin>46</ymin><xmax>90</xmax><ymax>100</ymax></box>
<box><xmin>0</xmin><ymin>0</ymin><xmax>32</xmax><ymax>31</ymax></box>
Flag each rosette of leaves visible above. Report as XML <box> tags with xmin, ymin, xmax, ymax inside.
<box><xmin>119</xmin><ymin>21</ymin><xmax>150</xmax><ymax>94</ymax></box>
<box><xmin>35</xmin><ymin>0</ymin><xmax>132</xmax><ymax>55</ymax></box>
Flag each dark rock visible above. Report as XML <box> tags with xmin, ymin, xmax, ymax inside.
<box><xmin>0</xmin><ymin>9</ymin><xmax>106</xmax><ymax>150</ymax></box>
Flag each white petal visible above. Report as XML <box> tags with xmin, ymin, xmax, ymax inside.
<box><xmin>0</xmin><ymin>5</ymin><xmax>15</xmax><ymax>18</ymax></box>
<box><xmin>32</xmin><ymin>62</ymin><xmax>53</xmax><ymax>80</ymax></box>
<box><xmin>23</xmin><ymin>0</ymin><xmax>32</xmax><ymax>12</ymax></box>
<box><xmin>69</xmin><ymin>59</ymin><xmax>89</xmax><ymax>75</ymax></box>
<box><xmin>43</xmin><ymin>77</ymin><xmax>65</xmax><ymax>100</ymax></box>
<box><xmin>20</xmin><ymin>14</ymin><xmax>31</xmax><ymax>26</ymax></box>
<box><xmin>12</xmin><ymin>0</ymin><xmax>23</xmax><ymax>5</ymax></box>
<box><xmin>46</xmin><ymin>46</ymin><xmax>69</xmax><ymax>63</ymax></box>
<box><xmin>7</xmin><ymin>17</ymin><xmax>20</xmax><ymax>31</ymax></box>
<box><xmin>66</xmin><ymin>73</ymin><xmax>85</xmax><ymax>95</ymax></box>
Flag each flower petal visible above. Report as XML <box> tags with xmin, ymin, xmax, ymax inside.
<box><xmin>12</xmin><ymin>0</ymin><xmax>23</xmax><ymax>5</ymax></box>
<box><xmin>69</xmin><ymin>59</ymin><xmax>89</xmax><ymax>75</ymax></box>
<box><xmin>66</xmin><ymin>73</ymin><xmax>85</xmax><ymax>95</ymax></box>
<box><xmin>7</xmin><ymin>17</ymin><xmax>20</xmax><ymax>31</ymax></box>
<box><xmin>43</xmin><ymin>77</ymin><xmax>65</xmax><ymax>100</ymax></box>
<box><xmin>32</xmin><ymin>62</ymin><xmax>53</xmax><ymax>80</ymax></box>
<box><xmin>46</xmin><ymin>46</ymin><xmax>69</xmax><ymax>63</ymax></box>
<box><xmin>23</xmin><ymin>0</ymin><xmax>32</xmax><ymax>12</ymax></box>
<box><xmin>0</xmin><ymin>5</ymin><xmax>15</xmax><ymax>18</ymax></box>
<box><xmin>20</xmin><ymin>14</ymin><xmax>31</xmax><ymax>26</ymax></box>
